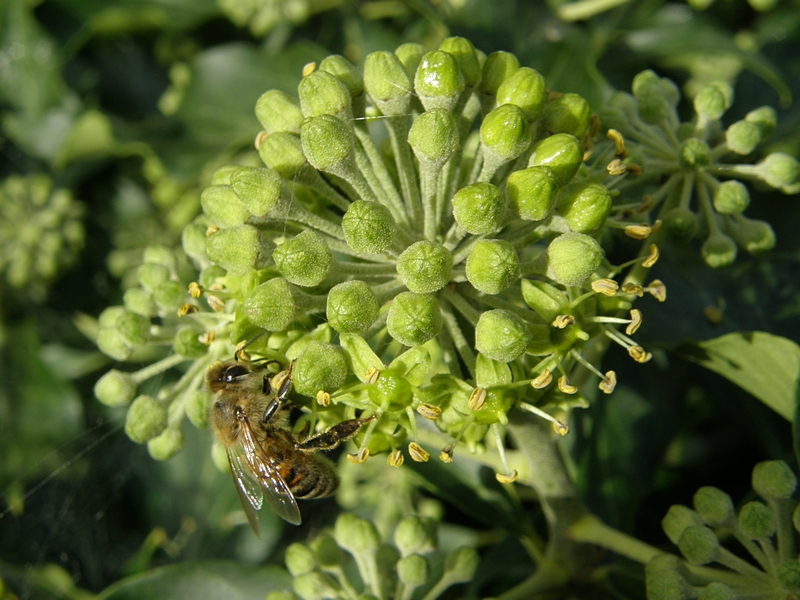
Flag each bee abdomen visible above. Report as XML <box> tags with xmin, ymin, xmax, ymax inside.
<box><xmin>288</xmin><ymin>457</ymin><xmax>339</xmax><ymax>499</ymax></box>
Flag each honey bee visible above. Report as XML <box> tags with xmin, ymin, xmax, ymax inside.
<box><xmin>206</xmin><ymin>360</ymin><xmax>373</xmax><ymax>533</ymax></box>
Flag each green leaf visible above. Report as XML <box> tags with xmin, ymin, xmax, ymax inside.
<box><xmin>96</xmin><ymin>562</ymin><xmax>291</xmax><ymax>600</ymax></box>
<box><xmin>677</xmin><ymin>332</ymin><xmax>800</xmax><ymax>421</ymax></box>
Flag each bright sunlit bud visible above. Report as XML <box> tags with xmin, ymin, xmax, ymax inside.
<box><xmin>546</xmin><ymin>233</ymin><xmax>604</xmax><ymax>287</ymax></box>
<box><xmin>125</xmin><ymin>395</ymin><xmax>167</xmax><ymax>443</ymax></box>
<box><xmin>300</xmin><ymin>114</ymin><xmax>356</xmax><ymax>177</ymax></box>
<box><xmin>496</xmin><ymin>67</ymin><xmax>546</xmax><ymax>121</ymax></box>
<box><xmin>395</xmin><ymin>43</ymin><xmax>426</xmax><ymax>80</ymax></box>
<box><xmin>599</xmin><ymin>371</ymin><xmax>617</xmax><ymax>394</ymax></box>
<box><xmin>505</xmin><ymin>166</ymin><xmax>559</xmax><ymax>221</ymax></box>
<box><xmin>319</xmin><ymin>54</ymin><xmax>363</xmax><ymax>100</ymax></box>
<box><xmin>542</xmin><ymin>93</ymin><xmax>591</xmax><ymax>138</ymax></box>
<box><xmin>408</xmin><ymin>442</ymin><xmax>430</xmax><ymax>463</ymax></box>
<box><xmin>439</xmin><ymin>37</ymin><xmax>481</xmax><ymax>87</ymax></box>
<box><xmin>298</xmin><ymin>70</ymin><xmax>352</xmax><ymax>122</ymax></box>
<box><xmin>592</xmin><ymin>278</ymin><xmax>619</xmax><ymax>296</ymax></box>
<box><xmin>285</xmin><ymin>543</ymin><xmax>316</xmax><ymax>577</ymax></box>
<box><xmin>364</xmin><ymin>50</ymin><xmax>412</xmax><ymax>116</ymax></box>
<box><xmin>475</xmin><ymin>309</ymin><xmax>533</xmax><ymax>363</ymax></box>
<box><xmin>452</xmin><ymin>182</ymin><xmax>506</xmax><ymax>234</ymax></box>
<box><xmin>409</xmin><ymin>108</ymin><xmax>460</xmax><ymax>169</ymax></box>
<box><xmin>206</xmin><ymin>225</ymin><xmax>274</xmax><ymax>276</ymax></box>
<box><xmin>755</xmin><ymin>152</ymin><xmax>800</xmax><ymax>191</ymax></box>
<box><xmin>725</xmin><ymin>120</ymin><xmax>761</xmax><ymax>155</ymax></box>
<box><xmin>414</xmin><ymin>50</ymin><xmax>465</xmax><ymax>111</ymax></box>
<box><xmin>557</xmin><ymin>182</ymin><xmax>613</xmax><ymax>234</ymax></box>
<box><xmin>200</xmin><ymin>185</ymin><xmax>250</xmax><ymax>227</ymax></box>
<box><xmin>397</xmin><ymin>555</ymin><xmax>429</xmax><ymax>588</ymax></box>
<box><xmin>147</xmin><ymin>427</ymin><xmax>185</xmax><ymax>461</ymax></box>
<box><xmin>694</xmin><ymin>82</ymin><xmax>732</xmax><ymax>121</ymax></box>
<box><xmin>293</xmin><ymin>341</ymin><xmax>347</xmax><ymax>397</ymax></box>
<box><xmin>480</xmin><ymin>51</ymin><xmax>520</xmax><ymax>98</ymax></box>
<box><xmin>257</xmin><ymin>132</ymin><xmax>307</xmax><ymax>179</ymax></box>
<box><xmin>745</xmin><ymin>105</ymin><xmax>777</xmax><ymax>138</ymax></box>
<box><xmin>335</xmin><ymin>513</ymin><xmax>380</xmax><ymax>554</ymax></box>
<box><xmin>480</xmin><ymin>104</ymin><xmax>531</xmax><ymax>163</ymax></box>
<box><xmin>528</xmin><ymin>133</ymin><xmax>583</xmax><ymax>186</ymax></box>
<box><xmin>94</xmin><ymin>369</ymin><xmax>137</xmax><ymax>407</ymax></box>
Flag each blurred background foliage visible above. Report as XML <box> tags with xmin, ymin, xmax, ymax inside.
<box><xmin>0</xmin><ymin>0</ymin><xmax>798</xmax><ymax>598</ymax></box>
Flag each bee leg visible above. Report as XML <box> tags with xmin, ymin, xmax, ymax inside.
<box><xmin>295</xmin><ymin>415</ymin><xmax>376</xmax><ymax>452</ymax></box>
<box><xmin>262</xmin><ymin>398</ymin><xmax>281</xmax><ymax>423</ymax></box>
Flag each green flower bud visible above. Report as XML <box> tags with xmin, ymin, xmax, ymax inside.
<box><xmin>725</xmin><ymin>120</ymin><xmax>761</xmax><ymax>155</ymax></box>
<box><xmin>756</xmin><ymin>153</ymin><xmax>800</xmax><ymax>190</ymax></box>
<box><xmin>475</xmin><ymin>309</ymin><xmax>533</xmax><ymax>363</ymax></box>
<box><xmin>738</xmin><ymin>501</ymin><xmax>775</xmax><ymax>539</ymax></box>
<box><xmin>496</xmin><ymin>67</ymin><xmax>546</xmax><ymax>121</ymax></box>
<box><xmin>678</xmin><ymin>526</ymin><xmax>719</xmax><ymax>565</ymax></box>
<box><xmin>153</xmin><ymin>280</ymin><xmax>184</xmax><ymax>311</ymax></box>
<box><xmin>342</xmin><ymin>201</ymin><xmax>396</xmax><ymax>254</ymax></box>
<box><xmin>693</xmin><ymin>486</ymin><xmax>734</xmax><ymax>527</ymax></box>
<box><xmin>334</xmin><ymin>513</ymin><xmax>380</xmax><ymax>554</ymax></box>
<box><xmin>98</xmin><ymin>306</ymin><xmax>126</xmax><ymax>329</ymax></box>
<box><xmin>701</xmin><ymin>232</ymin><xmax>737</xmax><ymax>269</ymax></box>
<box><xmin>698</xmin><ymin>583</ymin><xmax>733</xmax><ymax>600</ymax></box>
<box><xmin>466</xmin><ymin>239</ymin><xmax>520</xmax><ymax>295</ymax></box>
<box><xmin>647</xmin><ymin>553</ymin><xmax>683</xmax><ymax>573</ymax></box>
<box><xmin>386</xmin><ymin>292</ymin><xmax>442</xmax><ymax>347</ymax></box>
<box><xmin>116</xmin><ymin>311</ymin><xmax>150</xmax><ymax>346</ymax></box>
<box><xmin>395</xmin><ymin>516</ymin><xmax>436</xmax><ymax>556</ymax></box>
<box><xmin>528</xmin><ymin>133</ymin><xmax>583</xmax><ymax>186</ymax></box>
<box><xmin>439</xmin><ymin>37</ymin><xmax>481</xmax><ymax>88</ymax></box>
<box><xmin>646</xmin><ymin>569</ymin><xmax>689</xmax><ymax>600</ymax></box>
<box><xmin>286</xmin><ymin>543</ymin><xmax>317</xmax><ymax>576</ymax></box>
<box><xmin>94</xmin><ymin>369</ymin><xmax>137</xmax><ymax>407</ymax></box>
<box><xmin>557</xmin><ymin>182</ymin><xmax>612</xmax><ymax>234</ymax></box>
<box><xmin>266</xmin><ymin>592</ymin><xmax>297</xmax><ymax>600</ymax></box>
<box><xmin>182</xmin><ymin>221</ymin><xmax>208</xmax><ymax>265</ymax></box>
<box><xmin>443</xmin><ymin>546</ymin><xmax>479</xmax><ymax>583</ymax></box>
<box><xmin>326</xmin><ymin>280</ymin><xmax>379</xmax><ymax>333</ymax></box>
<box><xmin>546</xmin><ymin>233</ymin><xmax>603</xmax><ymax>287</ymax></box>
<box><xmin>408</xmin><ymin>108</ymin><xmax>460</xmax><ymax>167</ymax></box>
<box><xmin>293</xmin><ymin>341</ymin><xmax>347</xmax><ymax>396</ymax></box>
<box><xmin>147</xmin><ymin>427</ymin><xmax>184</xmax><ymax>461</ymax></box>
<box><xmin>255</xmin><ymin>90</ymin><xmax>304</xmax><ymax>134</ymax></box>
<box><xmin>752</xmin><ymin>460</ymin><xmax>797</xmax><ymax>500</ymax></box>
<box><xmin>125</xmin><ymin>395</ymin><xmax>167</xmax><ymax>444</ymax></box>
<box><xmin>310</xmin><ymin>534</ymin><xmax>344</xmax><ymax>568</ymax></box>
<box><xmin>319</xmin><ymin>55</ymin><xmax>364</xmax><ymax>100</ymax></box>
<box><xmin>414</xmin><ymin>51</ymin><xmax>465</xmax><ymax>111</ymax></box>
<box><xmin>632</xmin><ymin>71</ymin><xmax>673</xmax><ymax>124</ymax></box>
<box><xmin>397</xmin><ymin>555</ymin><xmax>429</xmax><ymax>588</ymax></box>
<box><xmin>137</xmin><ymin>263</ymin><xmax>170</xmax><ymax>292</ymax></box>
<box><xmin>143</xmin><ymin>245</ymin><xmax>177</xmax><ymax>270</ymax></box>
<box><xmin>521</xmin><ymin>279</ymin><xmax>568</xmax><ymax>322</ymax></box>
<box><xmin>480</xmin><ymin>52</ymin><xmax>519</xmax><ymax>98</ymax></box>
<box><xmin>505</xmin><ymin>166</ymin><xmax>558</xmax><ymax>221</ymax></box>
<box><xmin>244</xmin><ymin>278</ymin><xmax>324</xmax><ymax>331</ymax></box>
<box><xmin>124</xmin><ymin>288</ymin><xmax>156</xmax><ymax>317</ymax></box>
<box><xmin>678</xmin><ymin>138</ymin><xmax>711</xmax><ymax>168</ymax></box>
<box><xmin>777</xmin><ymin>560</ymin><xmax>800</xmax><ymax>594</ymax></box>
<box><xmin>397</xmin><ymin>241</ymin><xmax>453</xmax><ymax>294</ymax></box>
<box><xmin>694</xmin><ymin>83</ymin><xmax>731</xmax><ymax>120</ymax></box>
<box><xmin>662</xmin><ymin>505</ymin><xmax>704</xmax><ymax>544</ymax></box>
<box><xmin>364</xmin><ymin>51</ymin><xmax>412</xmax><ymax>117</ymax></box>
<box><xmin>173</xmin><ymin>327</ymin><xmax>207</xmax><ymax>358</ymax></box>
<box><xmin>230</xmin><ymin>167</ymin><xmax>283</xmax><ymax>217</ymax></box>
<box><xmin>480</xmin><ymin>104</ymin><xmax>531</xmax><ymax>162</ymax></box>
<box><xmin>452</xmin><ymin>182</ymin><xmax>505</xmax><ymax>234</ymax></box>
<box><xmin>273</xmin><ymin>231</ymin><xmax>332</xmax><ymax>287</ymax></box>
<box><xmin>662</xmin><ymin>207</ymin><xmax>698</xmax><ymax>243</ymax></box>
<box><xmin>292</xmin><ymin>571</ymin><xmax>340</xmax><ymax>600</ymax></box>
<box><xmin>733</xmin><ymin>218</ymin><xmax>775</xmax><ymax>254</ymax></box>
<box><xmin>300</xmin><ymin>114</ymin><xmax>355</xmax><ymax>175</ymax></box>
<box><xmin>206</xmin><ymin>225</ymin><xmax>274</xmax><ymax>276</ymax></box>
<box><xmin>542</xmin><ymin>93</ymin><xmax>591</xmax><ymax>138</ymax></box>
<box><xmin>395</xmin><ymin>43</ymin><xmax>426</xmax><ymax>80</ymax></box>
<box><xmin>200</xmin><ymin>185</ymin><xmax>250</xmax><ymax>227</ymax></box>
<box><xmin>185</xmin><ymin>390</ymin><xmax>209</xmax><ymax>429</ymax></box>
<box><xmin>745</xmin><ymin>105</ymin><xmax>776</xmax><ymax>138</ymax></box>
<box><xmin>713</xmin><ymin>180</ymin><xmax>749</xmax><ymax>215</ymax></box>
<box><xmin>97</xmin><ymin>327</ymin><xmax>132</xmax><ymax>361</ymax></box>
<box><xmin>209</xmin><ymin>165</ymin><xmax>238</xmax><ymax>186</ymax></box>
<box><xmin>258</xmin><ymin>132</ymin><xmax>307</xmax><ymax>179</ymax></box>
<box><xmin>298</xmin><ymin>70</ymin><xmax>352</xmax><ymax>122</ymax></box>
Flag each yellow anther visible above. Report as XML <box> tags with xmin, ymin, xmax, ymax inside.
<box><xmin>599</xmin><ymin>370</ymin><xmax>617</xmax><ymax>394</ymax></box>
<box><xmin>496</xmin><ymin>470</ymin><xmax>519</xmax><ymax>484</ymax></box>
<box><xmin>364</xmin><ymin>367</ymin><xmax>380</xmax><ymax>385</ymax></box>
<box><xmin>624</xmin><ymin>223</ymin><xmax>652</xmax><ymax>240</ymax></box>
<box><xmin>606</xmin><ymin>129</ymin><xmax>628</xmax><ymax>157</ymax></box>
<box><xmin>642</xmin><ymin>244</ymin><xmax>659</xmax><ymax>268</ymax></box>
<box><xmin>439</xmin><ymin>445</ymin><xmax>454</xmax><ymax>463</ymax></box>
<box><xmin>387</xmin><ymin>450</ymin><xmax>404</xmax><ymax>468</ymax></box>
<box><xmin>346</xmin><ymin>447</ymin><xmax>370</xmax><ymax>464</ymax></box>
<box><xmin>591</xmin><ymin>278</ymin><xmax>619</xmax><ymax>296</ymax></box>
<box><xmin>206</xmin><ymin>295</ymin><xmax>225</xmax><ymax>312</ymax></box>
<box><xmin>316</xmin><ymin>390</ymin><xmax>331</xmax><ymax>407</ymax></box>
<box><xmin>205</xmin><ymin>225</ymin><xmax>219</xmax><ymax>236</ymax></box>
<box><xmin>198</xmin><ymin>330</ymin><xmax>215</xmax><ymax>345</ymax></box>
<box><xmin>621</xmin><ymin>282</ymin><xmax>644</xmax><ymax>297</ymax></box>
<box><xmin>531</xmin><ymin>370</ymin><xmax>553</xmax><ymax>389</ymax></box>
<box><xmin>254</xmin><ymin>131</ymin><xmax>268</xmax><ymax>150</ymax></box>
<box><xmin>626</xmin><ymin>309</ymin><xmax>643</xmax><ymax>335</ymax></box>
<box><xmin>553</xmin><ymin>420</ymin><xmax>569</xmax><ymax>436</ymax></box>
<box><xmin>408</xmin><ymin>442</ymin><xmax>430</xmax><ymax>463</ymax></box>
<box><xmin>552</xmin><ymin>314</ymin><xmax>575</xmax><ymax>329</ymax></box>
<box><xmin>647</xmin><ymin>279</ymin><xmax>667</xmax><ymax>302</ymax></box>
<box><xmin>416</xmin><ymin>403</ymin><xmax>442</xmax><ymax>420</ymax></box>
<box><xmin>557</xmin><ymin>376</ymin><xmax>578</xmax><ymax>395</ymax></box>
<box><xmin>177</xmin><ymin>303</ymin><xmax>198</xmax><ymax>317</ymax></box>
<box><xmin>302</xmin><ymin>62</ymin><xmax>317</xmax><ymax>77</ymax></box>
<box><xmin>627</xmin><ymin>345</ymin><xmax>652</xmax><ymax>363</ymax></box>
<box><xmin>188</xmin><ymin>282</ymin><xmax>203</xmax><ymax>298</ymax></box>
<box><xmin>468</xmin><ymin>387</ymin><xmax>487</xmax><ymax>411</ymax></box>
<box><xmin>607</xmin><ymin>158</ymin><xmax>628</xmax><ymax>176</ymax></box>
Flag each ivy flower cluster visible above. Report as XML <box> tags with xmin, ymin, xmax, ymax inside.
<box><xmin>647</xmin><ymin>460</ymin><xmax>800</xmax><ymax>600</ymax></box>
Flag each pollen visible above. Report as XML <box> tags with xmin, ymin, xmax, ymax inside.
<box><xmin>188</xmin><ymin>282</ymin><xmax>203</xmax><ymax>298</ymax></box>
<box><xmin>408</xmin><ymin>442</ymin><xmax>430</xmax><ymax>463</ymax></box>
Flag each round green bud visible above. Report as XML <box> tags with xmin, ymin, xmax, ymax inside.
<box><xmin>662</xmin><ymin>505</ymin><xmax>704</xmax><ymax>544</ymax></box>
<box><xmin>285</xmin><ymin>543</ymin><xmax>317</xmax><ymax>576</ymax></box>
<box><xmin>734</xmin><ymin>218</ymin><xmax>775</xmax><ymax>254</ymax></box>
<box><xmin>182</xmin><ymin>221</ymin><xmax>208</xmax><ymax>265</ymax></box>
<box><xmin>144</xmin><ymin>244</ymin><xmax>176</xmax><ymax>269</ymax></box>
<box><xmin>125</xmin><ymin>395</ymin><xmax>167</xmax><ymax>444</ymax></box>
<box><xmin>293</xmin><ymin>341</ymin><xmax>347</xmax><ymax>396</ymax></box>
<box><xmin>334</xmin><ymin>513</ymin><xmax>380</xmax><ymax>554</ymax></box>
<box><xmin>298</xmin><ymin>70</ymin><xmax>352</xmax><ymax>122</ymax></box>
<box><xmin>414</xmin><ymin>51</ymin><xmax>465</xmax><ymax>112</ymax></box>
<box><xmin>98</xmin><ymin>306</ymin><xmax>126</xmax><ymax>330</ymax></box>
<box><xmin>505</xmin><ymin>166</ymin><xmax>559</xmax><ymax>222</ymax></box>
<box><xmin>452</xmin><ymin>182</ymin><xmax>505</xmax><ymax>234</ymax></box>
<box><xmin>693</xmin><ymin>85</ymin><xmax>728</xmax><ymax>120</ymax></box>
<box><xmin>255</xmin><ymin>90</ymin><xmax>304</xmax><ymax>134</ymax></box>
<box><xmin>543</xmin><ymin>93</ymin><xmax>591</xmax><ymax>138</ymax></box>
<box><xmin>466</xmin><ymin>239</ymin><xmax>520</xmax><ymax>295</ymax></box>
<box><xmin>408</xmin><ymin>108</ymin><xmax>459</xmax><ymax>166</ymax></box>
<box><xmin>443</xmin><ymin>546</ymin><xmax>479</xmax><ymax>583</ymax></box>
<box><xmin>243</xmin><ymin>278</ymin><xmax>304</xmax><ymax>331</ymax></box>
<box><xmin>292</xmin><ymin>571</ymin><xmax>340</xmax><ymax>600</ymax></box>
<box><xmin>745</xmin><ymin>105</ymin><xmax>776</xmax><ymax>138</ymax></box>
<box><xmin>395</xmin><ymin>43</ymin><xmax>426</xmax><ymax>80</ymax></box>
<box><xmin>210</xmin><ymin>165</ymin><xmax>238</xmax><ymax>186</ymax></box>
<box><xmin>693</xmin><ymin>486</ymin><xmax>734</xmax><ymax>527</ymax></box>
<box><xmin>752</xmin><ymin>460</ymin><xmax>797</xmax><ymax>500</ymax></box>
<box><xmin>368</xmin><ymin>371</ymin><xmax>413</xmax><ymax>411</ymax></box>
<box><xmin>397</xmin><ymin>555</ymin><xmax>428</xmax><ymax>588</ymax></box>
<box><xmin>206</xmin><ymin>224</ymin><xmax>273</xmax><ymax>276</ymax></box>
<box><xmin>386</xmin><ymin>292</ymin><xmax>442</xmax><ymax>347</ymax></box>
<box><xmin>300</xmin><ymin>114</ymin><xmax>354</xmax><ymax>174</ymax></box>
<box><xmin>480</xmin><ymin>104</ymin><xmax>531</xmax><ymax>162</ymax></box>
<box><xmin>319</xmin><ymin>55</ymin><xmax>364</xmax><ymax>99</ymax></box>
<box><xmin>439</xmin><ymin>37</ymin><xmax>481</xmax><ymax>88</ymax></box>
<box><xmin>662</xmin><ymin>207</ymin><xmax>698</xmax><ymax>243</ymax></box>
<box><xmin>326</xmin><ymin>280</ymin><xmax>379</xmax><ymax>333</ymax></box>
<box><xmin>230</xmin><ymin>167</ymin><xmax>283</xmax><ymax>217</ymax></box>
<box><xmin>273</xmin><ymin>231</ymin><xmax>332</xmax><ymax>287</ymax></box>
<box><xmin>528</xmin><ymin>133</ymin><xmax>583</xmax><ymax>186</ymax></box>
<box><xmin>496</xmin><ymin>67</ymin><xmax>546</xmax><ymax>121</ymax></box>
<box><xmin>678</xmin><ymin>138</ymin><xmax>711</xmax><ymax>168</ymax></box>
<box><xmin>397</xmin><ymin>241</ymin><xmax>453</xmax><ymax>294</ymax></box>
<box><xmin>310</xmin><ymin>534</ymin><xmax>344</xmax><ymax>568</ymax></box>
<box><xmin>647</xmin><ymin>554</ymin><xmax>683</xmax><ymax>574</ymax></box>
<box><xmin>698</xmin><ymin>583</ymin><xmax>734</xmax><ymax>600</ymax></box>
<box><xmin>546</xmin><ymin>233</ymin><xmax>604</xmax><ymax>287</ymax></box>
<box><xmin>394</xmin><ymin>516</ymin><xmax>435</xmax><ymax>556</ymax></box>
<box><xmin>521</xmin><ymin>279</ymin><xmax>568</xmax><ymax>323</ymax></box>
<box><xmin>481</xmin><ymin>52</ymin><xmax>520</xmax><ymax>98</ymax></box>
<box><xmin>701</xmin><ymin>232</ymin><xmax>737</xmax><ymax>269</ymax></box>
<box><xmin>153</xmin><ymin>280</ymin><xmax>184</xmax><ymax>312</ymax></box>
<box><xmin>713</xmin><ymin>180</ymin><xmax>749</xmax><ymax>215</ymax></box>
<box><xmin>200</xmin><ymin>185</ymin><xmax>250</xmax><ymax>227</ymax></box>
<box><xmin>258</xmin><ymin>132</ymin><xmax>307</xmax><ymax>179</ymax></box>
<box><xmin>97</xmin><ymin>327</ymin><xmax>132</xmax><ymax>361</ymax></box>
<box><xmin>116</xmin><ymin>310</ymin><xmax>150</xmax><ymax>347</ymax></box>
<box><xmin>777</xmin><ymin>560</ymin><xmax>800</xmax><ymax>594</ymax></box>
<box><xmin>148</xmin><ymin>427</ymin><xmax>185</xmax><ymax>461</ymax></box>
<box><xmin>94</xmin><ymin>369</ymin><xmax>137</xmax><ymax>407</ymax></box>
<box><xmin>173</xmin><ymin>327</ymin><xmax>207</xmax><ymax>358</ymax></box>
<box><xmin>137</xmin><ymin>263</ymin><xmax>170</xmax><ymax>292</ymax></box>
<box><xmin>124</xmin><ymin>288</ymin><xmax>156</xmax><ymax>317</ymax></box>
<box><xmin>645</xmin><ymin>568</ymin><xmax>689</xmax><ymax>600</ymax></box>
<box><xmin>757</xmin><ymin>152</ymin><xmax>799</xmax><ymax>190</ymax></box>
<box><xmin>725</xmin><ymin>120</ymin><xmax>761</xmax><ymax>155</ymax></box>
<box><xmin>342</xmin><ymin>201</ymin><xmax>396</xmax><ymax>254</ymax></box>
<box><xmin>475</xmin><ymin>309</ymin><xmax>533</xmax><ymax>363</ymax></box>
<box><xmin>677</xmin><ymin>526</ymin><xmax>719</xmax><ymax>565</ymax></box>
<box><xmin>364</xmin><ymin>51</ymin><xmax>412</xmax><ymax>117</ymax></box>
<box><xmin>185</xmin><ymin>390</ymin><xmax>209</xmax><ymax>429</ymax></box>
<box><xmin>738</xmin><ymin>501</ymin><xmax>775</xmax><ymax>539</ymax></box>
<box><xmin>632</xmin><ymin>71</ymin><xmax>672</xmax><ymax>124</ymax></box>
<box><xmin>557</xmin><ymin>182</ymin><xmax>612</xmax><ymax>234</ymax></box>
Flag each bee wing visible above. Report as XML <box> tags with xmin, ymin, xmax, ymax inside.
<box><xmin>226</xmin><ymin>447</ymin><xmax>263</xmax><ymax>537</ymax></box>
<box><xmin>239</xmin><ymin>418</ymin><xmax>302</xmax><ymax>526</ymax></box>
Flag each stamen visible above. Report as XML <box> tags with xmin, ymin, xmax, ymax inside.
<box><xmin>387</xmin><ymin>450</ymin><xmax>404</xmax><ymax>467</ymax></box>
<box><xmin>626</xmin><ymin>309</ymin><xmax>643</xmax><ymax>335</ymax></box>
<box><xmin>621</xmin><ymin>282</ymin><xmax>644</xmax><ymax>297</ymax></box>
<box><xmin>408</xmin><ymin>442</ymin><xmax>430</xmax><ymax>463</ymax></box>
<box><xmin>518</xmin><ymin>401</ymin><xmax>569</xmax><ymax>434</ymax></box>
<box><xmin>558</xmin><ymin>376</ymin><xmax>578</xmax><ymax>394</ymax></box>
<box><xmin>177</xmin><ymin>303</ymin><xmax>198</xmax><ymax>317</ymax></box>
<box><xmin>468</xmin><ymin>387</ymin><xmax>487</xmax><ymax>411</ymax></box>
<box><xmin>646</xmin><ymin>279</ymin><xmax>667</xmax><ymax>302</ymax></box>
<box><xmin>552</xmin><ymin>314</ymin><xmax>575</xmax><ymax>329</ymax></box>
<box><xmin>188</xmin><ymin>282</ymin><xmax>203</xmax><ymax>298</ymax></box>
<box><xmin>599</xmin><ymin>371</ymin><xmax>617</xmax><ymax>394</ymax></box>
<box><xmin>642</xmin><ymin>244</ymin><xmax>659</xmax><ymax>268</ymax></box>
<box><xmin>531</xmin><ymin>369</ymin><xmax>553</xmax><ymax>389</ymax></box>
<box><xmin>316</xmin><ymin>391</ymin><xmax>331</xmax><ymax>407</ymax></box>
<box><xmin>416</xmin><ymin>403</ymin><xmax>442</xmax><ymax>420</ymax></box>
<box><xmin>301</xmin><ymin>62</ymin><xmax>316</xmax><ymax>77</ymax></box>
<box><xmin>346</xmin><ymin>447</ymin><xmax>370</xmax><ymax>464</ymax></box>
<box><xmin>591</xmin><ymin>278</ymin><xmax>619</xmax><ymax>296</ymax></box>
<box><xmin>439</xmin><ymin>445</ymin><xmax>454</xmax><ymax>463</ymax></box>
<box><xmin>624</xmin><ymin>223</ymin><xmax>652</xmax><ymax>240</ymax></box>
